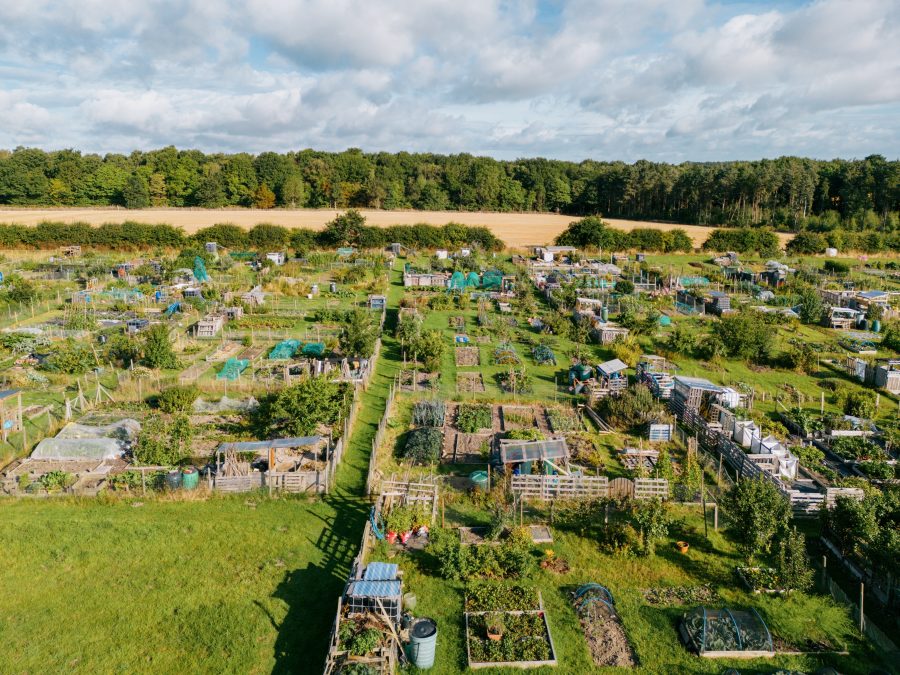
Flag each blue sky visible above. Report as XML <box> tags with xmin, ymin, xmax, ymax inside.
<box><xmin>0</xmin><ymin>0</ymin><xmax>897</xmax><ymax>162</ymax></box>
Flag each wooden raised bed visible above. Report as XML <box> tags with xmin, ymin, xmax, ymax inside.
<box><xmin>464</xmin><ymin>591</ymin><xmax>557</xmax><ymax>670</ymax></box>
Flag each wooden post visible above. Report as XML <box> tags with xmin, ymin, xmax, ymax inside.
<box><xmin>821</xmin><ymin>392</ymin><xmax>825</xmax><ymax>414</ymax></box>
<box><xmin>859</xmin><ymin>583</ymin><xmax>865</xmax><ymax>632</ymax></box>
<box><xmin>487</xmin><ymin>464</ymin><xmax>491</xmax><ymax>492</ymax></box>
<box><xmin>821</xmin><ymin>555</ymin><xmax>827</xmax><ymax>587</ymax></box>
<box><xmin>441</xmin><ymin>496</ymin><xmax>445</xmax><ymax>528</ymax></box>
<box><xmin>713</xmin><ymin>503</ymin><xmax>718</xmax><ymax>531</ymax></box>
<box><xmin>141</xmin><ymin>467</ymin><xmax>146</xmax><ymax>495</ymax></box>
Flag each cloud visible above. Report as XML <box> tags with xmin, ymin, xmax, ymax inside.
<box><xmin>0</xmin><ymin>0</ymin><xmax>896</xmax><ymax>161</ymax></box>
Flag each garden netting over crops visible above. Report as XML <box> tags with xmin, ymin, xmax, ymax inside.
<box><xmin>301</xmin><ymin>342</ymin><xmax>325</xmax><ymax>357</ymax></box>
<box><xmin>681</xmin><ymin>607</ymin><xmax>773</xmax><ymax>655</ymax></box>
<box><xmin>32</xmin><ymin>438</ymin><xmax>125</xmax><ymax>461</ymax></box>
<box><xmin>217</xmin><ymin>358</ymin><xmax>249</xmax><ymax>380</ymax></box>
<box><xmin>192</xmin><ymin>396</ymin><xmax>259</xmax><ymax>413</ymax></box>
<box><xmin>269</xmin><ymin>339</ymin><xmax>301</xmax><ymax>360</ymax></box>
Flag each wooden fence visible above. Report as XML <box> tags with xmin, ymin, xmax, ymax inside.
<box><xmin>511</xmin><ymin>474</ymin><xmax>669</xmax><ymax>501</ymax></box>
<box><xmin>366</xmin><ymin>374</ymin><xmax>398</xmax><ymax>495</ymax></box>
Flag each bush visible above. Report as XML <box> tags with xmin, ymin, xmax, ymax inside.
<box><xmin>155</xmin><ymin>385</ymin><xmax>199</xmax><ymax>413</ymax></box>
<box><xmin>402</xmin><ymin>427</ymin><xmax>443</xmax><ymax>464</ymax></box>
<box><xmin>258</xmin><ymin>376</ymin><xmax>350</xmax><ymax>437</ymax></box>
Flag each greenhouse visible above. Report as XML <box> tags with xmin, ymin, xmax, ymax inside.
<box><xmin>680</xmin><ymin>607</ymin><xmax>774</xmax><ymax>658</ymax></box>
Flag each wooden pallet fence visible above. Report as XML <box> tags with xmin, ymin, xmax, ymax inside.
<box><xmin>511</xmin><ymin>474</ymin><xmax>609</xmax><ymax>500</ymax></box>
<box><xmin>634</xmin><ymin>477</ymin><xmax>670</xmax><ymax>500</ymax></box>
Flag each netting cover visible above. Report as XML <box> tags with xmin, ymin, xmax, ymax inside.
<box><xmin>681</xmin><ymin>607</ymin><xmax>773</xmax><ymax>655</ymax></box>
<box><xmin>55</xmin><ymin>419</ymin><xmax>140</xmax><ymax>442</ymax></box>
<box><xmin>217</xmin><ymin>357</ymin><xmax>249</xmax><ymax>380</ymax></box>
<box><xmin>269</xmin><ymin>339</ymin><xmax>301</xmax><ymax>360</ymax></box>
<box><xmin>193</xmin><ymin>256</ymin><xmax>210</xmax><ymax>283</ymax></box>
<box><xmin>465</xmin><ymin>271</ymin><xmax>480</xmax><ymax>287</ymax></box>
<box><xmin>31</xmin><ymin>437</ymin><xmax>124</xmax><ymax>461</ymax></box>
<box><xmin>449</xmin><ymin>271</ymin><xmax>466</xmax><ymax>290</ymax></box>
<box><xmin>482</xmin><ymin>271</ymin><xmax>503</xmax><ymax>289</ymax></box>
<box><xmin>301</xmin><ymin>342</ymin><xmax>325</xmax><ymax>356</ymax></box>
<box><xmin>192</xmin><ymin>396</ymin><xmax>259</xmax><ymax>413</ymax></box>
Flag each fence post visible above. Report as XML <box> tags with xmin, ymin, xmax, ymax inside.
<box><xmin>859</xmin><ymin>583</ymin><xmax>865</xmax><ymax>632</ymax></box>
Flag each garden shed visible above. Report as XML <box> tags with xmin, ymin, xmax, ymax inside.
<box><xmin>499</xmin><ymin>438</ymin><xmax>569</xmax><ymax>475</ymax></box>
<box><xmin>595</xmin><ymin>359</ymin><xmax>628</xmax><ymax>397</ymax></box>
<box><xmin>680</xmin><ymin>607</ymin><xmax>774</xmax><ymax>658</ymax></box>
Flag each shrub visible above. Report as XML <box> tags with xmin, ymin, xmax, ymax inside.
<box><xmin>156</xmin><ymin>385</ymin><xmax>199</xmax><ymax>413</ymax></box>
<box><xmin>402</xmin><ymin>427</ymin><xmax>443</xmax><ymax>464</ymax></box>
<box><xmin>723</xmin><ymin>476</ymin><xmax>790</xmax><ymax>563</ymax></box>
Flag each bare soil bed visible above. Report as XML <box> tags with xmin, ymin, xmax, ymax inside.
<box><xmin>399</xmin><ymin>370</ymin><xmax>439</xmax><ymax>392</ymax></box>
<box><xmin>577</xmin><ymin>602</ymin><xmax>636</xmax><ymax>668</ymax></box>
<box><xmin>455</xmin><ymin>346</ymin><xmax>480</xmax><ymax>367</ymax></box>
<box><xmin>456</xmin><ymin>372</ymin><xmax>485</xmax><ymax>393</ymax></box>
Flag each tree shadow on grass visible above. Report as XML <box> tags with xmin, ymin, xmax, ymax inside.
<box><xmin>270</xmin><ymin>494</ymin><xmax>369</xmax><ymax>674</ymax></box>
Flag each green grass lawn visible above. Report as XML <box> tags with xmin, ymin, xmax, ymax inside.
<box><xmin>0</xmin><ymin>493</ymin><xmax>364</xmax><ymax>674</ymax></box>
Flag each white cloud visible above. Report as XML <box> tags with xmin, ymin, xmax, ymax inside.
<box><xmin>0</xmin><ymin>0</ymin><xmax>896</xmax><ymax>160</ymax></box>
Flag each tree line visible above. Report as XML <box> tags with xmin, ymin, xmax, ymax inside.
<box><xmin>0</xmin><ymin>211</ymin><xmax>503</xmax><ymax>252</ymax></box>
<box><xmin>0</xmin><ymin>147</ymin><xmax>897</xmax><ymax>231</ymax></box>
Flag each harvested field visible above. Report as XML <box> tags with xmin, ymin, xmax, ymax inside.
<box><xmin>455</xmin><ymin>346</ymin><xmax>479</xmax><ymax>367</ymax></box>
<box><xmin>0</xmin><ymin>207</ymin><xmax>794</xmax><ymax>248</ymax></box>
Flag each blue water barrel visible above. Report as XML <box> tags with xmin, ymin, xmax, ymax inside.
<box><xmin>871</xmin><ymin>319</ymin><xmax>881</xmax><ymax>333</ymax></box>
<box><xmin>658</xmin><ymin>315</ymin><xmax>672</xmax><ymax>327</ymax></box>
<box><xmin>165</xmin><ymin>470</ymin><xmax>182</xmax><ymax>490</ymax></box>
<box><xmin>407</xmin><ymin>618</ymin><xmax>437</xmax><ymax>669</ymax></box>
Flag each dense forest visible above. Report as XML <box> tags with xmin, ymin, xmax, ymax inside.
<box><xmin>1</xmin><ymin>147</ymin><xmax>898</xmax><ymax>232</ymax></box>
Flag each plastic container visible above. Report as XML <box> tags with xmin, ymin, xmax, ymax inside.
<box><xmin>469</xmin><ymin>470</ymin><xmax>489</xmax><ymax>492</ymax></box>
<box><xmin>165</xmin><ymin>470</ymin><xmax>182</xmax><ymax>490</ymax></box>
<box><xmin>329</xmin><ymin>282</ymin><xmax>337</xmax><ymax>293</ymax></box>
<box><xmin>871</xmin><ymin>319</ymin><xmax>881</xmax><ymax>333</ymax></box>
<box><xmin>407</xmin><ymin>618</ymin><xmax>437</xmax><ymax>669</ymax></box>
<box><xmin>601</xmin><ymin>307</ymin><xmax>609</xmax><ymax>322</ymax></box>
<box><xmin>658</xmin><ymin>315</ymin><xmax>672</xmax><ymax>327</ymax></box>
<box><xmin>181</xmin><ymin>466</ymin><xmax>199</xmax><ymax>490</ymax></box>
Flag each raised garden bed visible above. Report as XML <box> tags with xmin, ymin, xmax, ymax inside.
<box><xmin>455</xmin><ymin>346</ymin><xmax>480</xmax><ymax>367</ymax></box>
<box><xmin>399</xmin><ymin>370</ymin><xmax>438</xmax><ymax>392</ymax></box>
<box><xmin>457</xmin><ymin>372</ymin><xmax>485</xmax><ymax>393</ymax></box>
<box><xmin>546</xmin><ymin>407</ymin><xmax>583</xmax><ymax>433</ymax></box>
<box><xmin>456</xmin><ymin>403</ymin><xmax>493</xmax><ymax>433</ymax></box>
<box><xmin>464</xmin><ymin>583</ymin><xmax>557</xmax><ymax>669</ymax></box>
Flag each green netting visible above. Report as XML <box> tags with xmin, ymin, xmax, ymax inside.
<box><xmin>217</xmin><ymin>358</ymin><xmax>249</xmax><ymax>380</ymax></box>
<box><xmin>482</xmin><ymin>271</ymin><xmax>502</xmax><ymax>289</ymax></box>
<box><xmin>194</xmin><ymin>256</ymin><xmax>210</xmax><ymax>283</ymax></box>
<box><xmin>449</xmin><ymin>271</ymin><xmax>466</xmax><ymax>290</ymax></box>
<box><xmin>681</xmin><ymin>607</ymin><xmax>773</xmax><ymax>655</ymax></box>
<box><xmin>269</xmin><ymin>339</ymin><xmax>301</xmax><ymax>359</ymax></box>
<box><xmin>301</xmin><ymin>342</ymin><xmax>325</xmax><ymax>356</ymax></box>
<box><xmin>229</xmin><ymin>251</ymin><xmax>257</xmax><ymax>260</ymax></box>
<box><xmin>465</xmin><ymin>271</ymin><xmax>480</xmax><ymax>287</ymax></box>
<box><xmin>103</xmin><ymin>288</ymin><xmax>143</xmax><ymax>301</ymax></box>
<box><xmin>679</xmin><ymin>276</ymin><xmax>709</xmax><ymax>287</ymax></box>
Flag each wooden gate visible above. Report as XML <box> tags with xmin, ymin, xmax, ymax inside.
<box><xmin>608</xmin><ymin>477</ymin><xmax>634</xmax><ymax>499</ymax></box>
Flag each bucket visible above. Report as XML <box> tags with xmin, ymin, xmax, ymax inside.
<box><xmin>407</xmin><ymin>618</ymin><xmax>437</xmax><ymax>669</ymax></box>
<box><xmin>165</xmin><ymin>470</ymin><xmax>182</xmax><ymax>490</ymax></box>
<box><xmin>469</xmin><ymin>470</ymin><xmax>489</xmax><ymax>492</ymax></box>
<box><xmin>181</xmin><ymin>466</ymin><xmax>199</xmax><ymax>490</ymax></box>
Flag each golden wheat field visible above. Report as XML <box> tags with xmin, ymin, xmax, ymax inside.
<box><xmin>0</xmin><ymin>207</ymin><xmax>793</xmax><ymax>248</ymax></box>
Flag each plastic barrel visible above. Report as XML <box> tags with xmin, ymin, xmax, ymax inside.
<box><xmin>601</xmin><ymin>307</ymin><xmax>609</xmax><ymax>322</ymax></box>
<box><xmin>871</xmin><ymin>319</ymin><xmax>881</xmax><ymax>333</ymax></box>
<box><xmin>165</xmin><ymin>470</ymin><xmax>182</xmax><ymax>490</ymax></box>
<box><xmin>469</xmin><ymin>470</ymin><xmax>489</xmax><ymax>492</ymax></box>
<box><xmin>407</xmin><ymin>618</ymin><xmax>437</xmax><ymax>669</ymax></box>
<box><xmin>181</xmin><ymin>466</ymin><xmax>199</xmax><ymax>490</ymax></box>
<box><xmin>329</xmin><ymin>282</ymin><xmax>337</xmax><ymax>293</ymax></box>
<box><xmin>658</xmin><ymin>315</ymin><xmax>672</xmax><ymax>327</ymax></box>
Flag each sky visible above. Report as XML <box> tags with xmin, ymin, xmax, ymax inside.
<box><xmin>0</xmin><ymin>0</ymin><xmax>897</xmax><ymax>162</ymax></box>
